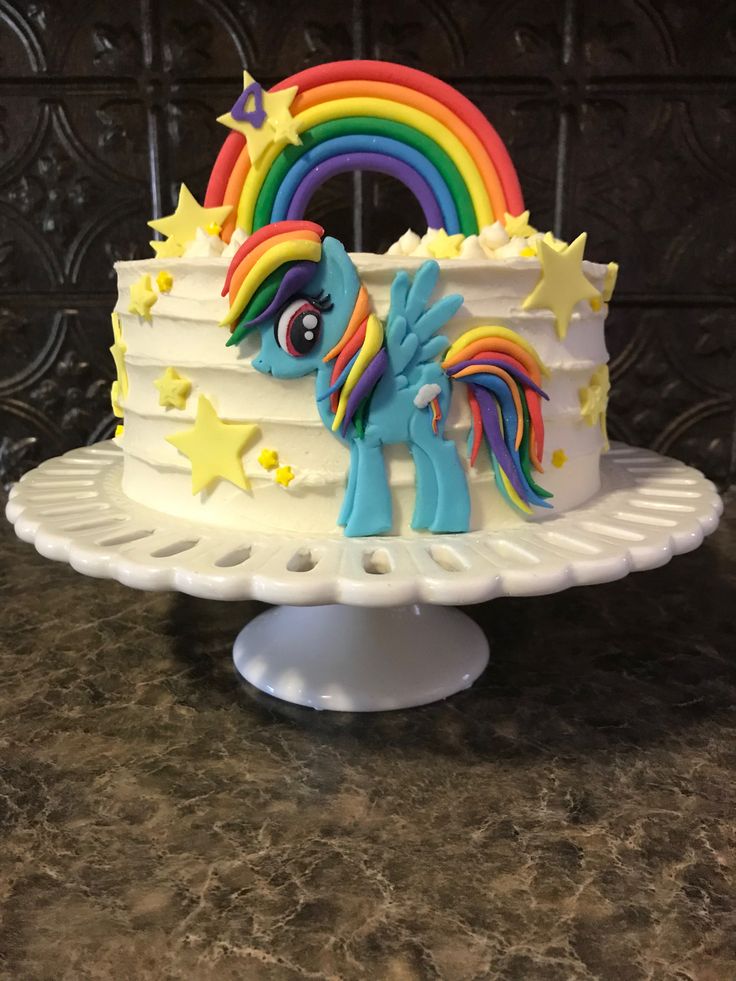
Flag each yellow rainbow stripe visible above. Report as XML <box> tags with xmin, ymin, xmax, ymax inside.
<box><xmin>331</xmin><ymin>312</ymin><xmax>384</xmax><ymax>432</ymax></box>
<box><xmin>442</xmin><ymin>325</ymin><xmax>548</xmax><ymax>375</ymax></box>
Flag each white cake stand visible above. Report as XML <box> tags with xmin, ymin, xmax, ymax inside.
<box><xmin>5</xmin><ymin>442</ymin><xmax>722</xmax><ymax>711</ymax></box>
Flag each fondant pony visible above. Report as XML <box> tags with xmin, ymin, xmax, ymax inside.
<box><xmin>221</xmin><ymin>220</ymin><xmax>551</xmax><ymax>537</ymax></box>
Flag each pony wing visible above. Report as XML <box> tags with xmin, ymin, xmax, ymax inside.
<box><xmin>386</xmin><ymin>261</ymin><xmax>463</xmax><ymax>384</ymax></box>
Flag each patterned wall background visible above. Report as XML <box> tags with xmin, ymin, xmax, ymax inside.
<box><xmin>0</xmin><ymin>0</ymin><xmax>734</xmax><ymax>493</ymax></box>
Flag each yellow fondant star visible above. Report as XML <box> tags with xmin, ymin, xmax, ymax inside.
<box><xmin>602</xmin><ymin>261</ymin><xmax>619</xmax><ymax>302</ymax></box>
<box><xmin>129</xmin><ymin>274</ymin><xmax>158</xmax><ymax>321</ymax></box>
<box><xmin>111</xmin><ymin>382</ymin><xmax>122</xmax><ymax>417</ymax></box>
<box><xmin>258</xmin><ymin>448</ymin><xmax>279</xmax><ymax>471</ymax></box>
<box><xmin>148</xmin><ymin>184</ymin><xmax>232</xmax><ymax>252</ymax></box>
<box><xmin>275</xmin><ymin>465</ymin><xmax>295</xmax><ymax>488</ymax></box>
<box><xmin>166</xmin><ymin>395</ymin><xmax>260</xmax><ymax>495</ymax></box>
<box><xmin>150</xmin><ymin>238</ymin><xmax>185</xmax><ymax>259</ymax></box>
<box><xmin>156</xmin><ymin>270</ymin><xmax>174</xmax><ymax>293</ymax></box>
<box><xmin>154</xmin><ymin>367</ymin><xmax>192</xmax><ymax>410</ymax></box>
<box><xmin>268</xmin><ymin>113</ymin><xmax>301</xmax><ymax>146</ymax></box>
<box><xmin>504</xmin><ymin>210</ymin><xmax>537</xmax><ymax>237</ymax></box>
<box><xmin>543</xmin><ymin>231</ymin><xmax>567</xmax><ymax>252</ymax></box>
<box><xmin>217</xmin><ymin>72</ymin><xmax>301</xmax><ymax>164</ymax></box>
<box><xmin>109</xmin><ymin>312</ymin><xmax>128</xmax><ymax>416</ymax></box>
<box><xmin>522</xmin><ymin>232</ymin><xmax>566</xmax><ymax>258</ymax></box>
<box><xmin>522</xmin><ymin>232</ymin><xmax>601</xmax><ymax>339</ymax></box>
<box><xmin>579</xmin><ymin>365</ymin><xmax>610</xmax><ymax>450</ymax></box>
<box><xmin>590</xmin><ymin>260</ymin><xmax>618</xmax><ymax>312</ymax></box>
<box><xmin>551</xmin><ymin>448</ymin><xmax>568</xmax><ymax>468</ymax></box>
<box><xmin>427</xmin><ymin>228</ymin><xmax>464</xmax><ymax>259</ymax></box>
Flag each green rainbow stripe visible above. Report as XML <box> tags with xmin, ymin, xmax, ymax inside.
<box><xmin>253</xmin><ymin>117</ymin><xmax>477</xmax><ymax>236</ymax></box>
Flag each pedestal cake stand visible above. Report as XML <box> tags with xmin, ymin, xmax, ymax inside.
<box><xmin>5</xmin><ymin>442</ymin><xmax>722</xmax><ymax>711</ymax></box>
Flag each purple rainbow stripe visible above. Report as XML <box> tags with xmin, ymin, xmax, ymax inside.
<box><xmin>270</xmin><ymin>135</ymin><xmax>461</xmax><ymax>233</ymax></box>
<box><xmin>341</xmin><ymin>348</ymin><xmax>389</xmax><ymax>434</ymax></box>
<box><xmin>473</xmin><ymin>386</ymin><xmax>529</xmax><ymax>502</ymax></box>
<box><xmin>286</xmin><ymin>153</ymin><xmax>444</xmax><ymax>230</ymax></box>
<box><xmin>446</xmin><ymin>358</ymin><xmax>549</xmax><ymax>399</ymax></box>
<box><xmin>238</xmin><ymin>261</ymin><xmax>317</xmax><ymax>329</ymax></box>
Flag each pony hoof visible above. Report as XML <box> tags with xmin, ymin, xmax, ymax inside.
<box><xmin>345</xmin><ymin>516</ymin><xmax>392</xmax><ymax>537</ymax></box>
<box><xmin>429</xmin><ymin>519</ymin><xmax>469</xmax><ymax>534</ymax></box>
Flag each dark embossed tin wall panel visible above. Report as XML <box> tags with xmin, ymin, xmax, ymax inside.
<box><xmin>1</xmin><ymin>0</ymin><xmax>734</xmax><ymax>491</ymax></box>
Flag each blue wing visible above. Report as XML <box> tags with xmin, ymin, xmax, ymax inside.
<box><xmin>385</xmin><ymin>260</ymin><xmax>463</xmax><ymax>387</ymax></box>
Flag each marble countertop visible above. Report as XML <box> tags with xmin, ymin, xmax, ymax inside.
<box><xmin>1</xmin><ymin>493</ymin><xmax>734</xmax><ymax>981</ymax></box>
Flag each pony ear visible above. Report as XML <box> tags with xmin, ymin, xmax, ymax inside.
<box><xmin>321</xmin><ymin>236</ymin><xmax>361</xmax><ymax>300</ymax></box>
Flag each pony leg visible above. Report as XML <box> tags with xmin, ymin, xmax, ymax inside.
<box><xmin>410</xmin><ymin>414</ymin><xmax>470</xmax><ymax>534</ymax></box>
<box><xmin>344</xmin><ymin>439</ymin><xmax>392</xmax><ymax>537</ymax></box>
<box><xmin>409</xmin><ymin>443</ymin><xmax>438</xmax><ymax>530</ymax></box>
<box><xmin>337</xmin><ymin>442</ymin><xmax>359</xmax><ymax>527</ymax></box>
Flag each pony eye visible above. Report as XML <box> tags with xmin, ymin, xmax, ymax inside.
<box><xmin>275</xmin><ymin>298</ymin><xmax>322</xmax><ymax>357</ymax></box>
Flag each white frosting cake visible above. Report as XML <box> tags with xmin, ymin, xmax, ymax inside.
<box><xmin>113</xmin><ymin>250</ymin><xmax>611</xmax><ymax>537</ymax></box>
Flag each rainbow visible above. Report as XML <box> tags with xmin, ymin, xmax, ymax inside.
<box><xmin>204</xmin><ymin>61</ymin><xmax>524</xmax><ymax>243</ymax></box>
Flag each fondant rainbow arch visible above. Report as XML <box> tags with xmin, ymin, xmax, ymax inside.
<box><xmin>204</xmin><ymin>61</ymin><xmax>524</xmax><ymax>243</ymax></box>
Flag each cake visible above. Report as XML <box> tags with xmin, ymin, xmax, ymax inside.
<box><xmin>111</xmin><ymin>61</ymin><xmax>616</xmax><ymax>539</ymax></box>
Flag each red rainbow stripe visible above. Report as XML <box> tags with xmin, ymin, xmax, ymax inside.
<box><xmin>205</xmin><ymin>60</ymin><xmax>524</xmax><ymax>241</ymax></box>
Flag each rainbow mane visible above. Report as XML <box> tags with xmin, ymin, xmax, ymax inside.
<box><xmin>221</xmin><ymin>220</ymin><xmax>325</xmax><ymax>346</ymax></box>
<box><xmin>205</xmin><ymin>60</ymin><xmax>524</xmax><ymax>242</ymax></box>
<box><xmin>442</xmin><ymin>327</ymin><xmax>552</xmax><ymax>515</ymax></box>
<box><xmin>317</xmin><ymin>286</ymin><xmax>386</xmax><ymax>436</ymax></box>
<box><xmin>222</xmin><ymin>220</ymin><xmax>387</xmax><ymax>436</ymax></box>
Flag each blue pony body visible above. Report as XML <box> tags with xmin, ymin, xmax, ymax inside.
<box><xmin>222</xmin><ymin>222</ymin><xmax>551</xmax><ymax>537</ymax></box>
<box><xmin>251</xmin><ymin>237</ymin><xmax>469</xmax><ymax>535</ymax></box>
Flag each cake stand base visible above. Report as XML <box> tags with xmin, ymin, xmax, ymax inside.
<box><xmin>6</xmin><ymin>442</ymin><xmax>723</xmax><ymax>712</ymax></box>
<box><xmin>233</xmin><ymin>603</ymin><xmax>489</xmax><ymax>711</ymax></box>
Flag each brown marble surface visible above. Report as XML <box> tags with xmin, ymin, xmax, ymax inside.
<box><xmin>1</xmin><ymin>494</ymin><xmax>734</xmax><ymax>981</ymax></box>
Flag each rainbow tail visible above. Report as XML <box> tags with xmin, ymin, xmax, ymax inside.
<box><xmin>442</xmin><ymin>326</ymin><xmax>553</xmax><ymax>515</ymax></box>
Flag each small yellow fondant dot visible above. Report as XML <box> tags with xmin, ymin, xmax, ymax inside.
<box><xmin>275</xmin><ymin>465</ymin><xmax>294</xmax><ymax>488</ymax></box>
<box><xmin>589</xmin><ymin>295</ymin><xmax>603</xmax><ymax>312</ymax></box>
<box><xmin>551</xmin><ymin>449</ymin><xmax>568</xmax><ymax>469</ymax></box>
<box><xmin>520</xmin><ymin>247</ymin><xmax>536</xmax><ymax>257</ymax></box>
<box><xmin>115</xmin><ymin>424</ymin><xmax>124</xmax><ymax>438</ymax></box>
<box><xmin>258</xmin><ymin>448</ymin><xmax>279</xmax><ymax>471</ymax></box>
<box><xmin>204</xmin><ymin>221</ymin><xmax>222</xmax><ymax>236</ymax></box>
<box><xmin>156</xmin><ymin>270</ymin><xmax>174</xmax><ymax>293</ymax></box>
